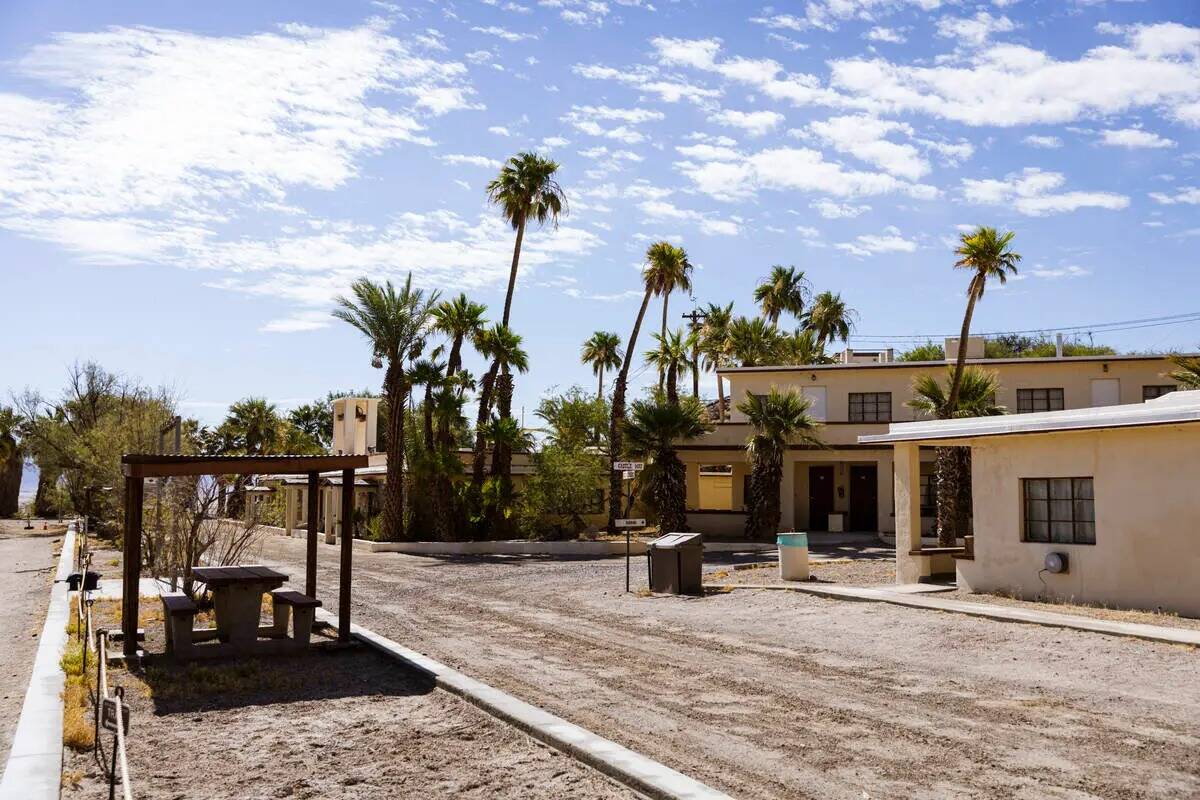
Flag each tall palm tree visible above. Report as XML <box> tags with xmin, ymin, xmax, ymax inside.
<box><xmin>644</xmin><ymin>329</ymin><xmax>693</xmax><ymax>406</ymax></box>
<box><xmin>623</xmin><ymin>397</ymin><xmax>712</xmax><ymax>533</ymax></box>
<box><xmin>908</xmin><ymin>367</ymin><xmax>1005</xmax><ymax>547</ymax></box>
<box><xmin>754</xmin><ymin>265</ymin><xmax>809</xmax><ymax>327</ymax></box>
<box><xmin>739</xmin><ymin>388</ymin><xmax>822</xmax><ymax>540</ymax></box>
<box><xmin>780</xmin><ymin>328</ymin><xmax>827</xmax><ymax>366</ymax></box>
<box><xmin>1167</xmin><ymin>355</ymin><xmax>1200</xmax><ymax>389</ymax></box>
<box><xmin>608</xmin><ymin>241</ymin><xmax>691</xmax><ymax>533</ymax></box>
<box><xmin>581</xmin><ymin>331</ymin><xmax>624</xmax><ymax>400</ymax></box>
<box><xmin>487</xmin><ymin>152</ymin><xmax>566</xmax><ymax>327</ymax></box>
<box><xmin>728</xmin><ymin>316</ymin><xmax>782</xmax><ymax>367</ymax></box>
<box><xmin>431</xmin><ymin>293</ymin><xmax>488</xmax><ymax>378</ymax></box>
<box><xmin>698</xmin><ymin>302</ymin><xmax>734</xmax><ymax>421</ymax></box>
<box><xmin>408</xmin><ymin>357</ymin><xmax>445</xmax><ymax>454</ymax></box>
<box><xmin>484</xmin><ymin>326</ymin><xmax>529</xmax><ymax>487</ymax></box>
<box><xmin>650</xmin><ymin>245</ymin><xmax>694</xmax><ymax>390</ymax></box>
<box><xmin>804</xmin><ymin>291</ymin><xmax>855</xmax><ymax>350</ymax></box>
<box><xmin>334</xmin><ymin>274</ymin><xmax>439</xmax><ymax>542</ymax></box>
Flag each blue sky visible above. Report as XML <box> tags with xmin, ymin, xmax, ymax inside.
<box><xmin>1</xmin><ymin>0</ymin><xmax>1198</xmax><ymax>426</ymax></box>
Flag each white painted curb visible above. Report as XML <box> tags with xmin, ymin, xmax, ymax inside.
<box><xmin>0</xmin><ymin>525</ymin><xmax>75</xmax><ymax>800</ymax></box>
<box><xmin>317</xmin><ymin>610</ymin><xmax>735</xmax><ymax>800</ymax></box>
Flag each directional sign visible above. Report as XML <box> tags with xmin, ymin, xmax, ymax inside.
<box><xmin>615</xmin><ymin>518</ymin><xmax>646</xmax><ymax>528</ymax></box>
<box><xmin>621</xmin><ymin>470</ymin><xmax>634</xmax><ymax>480</ymax></box>
<box><xmin>613</xmin><ymin>461</ymin><xmax>644</xmax><ymax>472</ymax></box>
<box><xmin>101</xmin><ymin>698</ymin><xmax>131</xmax><ymax>734</ymax></box>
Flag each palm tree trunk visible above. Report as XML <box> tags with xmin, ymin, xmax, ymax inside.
<box><xmin>471</xmin><ymin>363</ymin><xmax>499</xmax><ymax>488</ymax></box>
<box><xmin>597</xmin><ymin>366</ymin><xmax>604</xmax><ymax>401</ymax></box>
<box><xmin>501</xmin><ymin>217</ymin><xmax>526</xmax><ymax>327</ymax></box>
<box><xmin>716</xmin><ymin>374</ymin><xmax>726</xmax><ymax>422</ymax></box>
<box><xmin>608</xmin><ymin>288</ymin><xmax>653</xmax><ymax>534</ymax></box>
<box><xmin>666</xmin><ymin>362</ymin><xmax>678</xmax><ymax>406</ymax></box>
<box><xmin>0</xmin><ymin>444</ymin><xmax>22</xmax><ymax>518</ymax></box>
<box><xmin>936</xmin><ymin>283</ymin><xmax>980</xmax><ymax>546</ymax></box>
<box><xmin>658</xmin><ymin>292</ymin><xmax>669</xmax><ymax>392</ymax></box>
<box><xmin>692</xmin><ymin>342</ymin><xmax>700</xmax><ymax>399</ymax></box>
<box><xmin>382</xmin><ymin>371</ymin><xmax>407</xmax><ymax>542</ymax></box>
<box><xmin>745</xmin><ymin>453</ymin><xmax>782</xmax><ymax>540</ymax></box>
<box><xmin>945</xmin><ymin>288</ymin><xmax>980</xmax><ymax>414</ymax></box>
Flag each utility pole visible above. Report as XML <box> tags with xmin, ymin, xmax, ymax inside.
<box><xmin>681</xmin><ymin>308</ymin><xmax>708</xmax><ymax>400</ymax></box>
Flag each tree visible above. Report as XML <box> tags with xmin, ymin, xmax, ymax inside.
<box><xmin>754</xmin><ymin>265</ymin><xmax>809</xmax><ymax>327</ymax></box>
<box><xmin>728</xmin><ymin>316</ymin><xmax>782</xmax><ymax>367</ymax></box>
<box><xmin>644</xmin><ymin>329</ymin><xmax>693</xmax><ymax>406</ymax></box>
<box><xmin>432</xmin><ymin>293</ymin><xmax>488</xmax><ymax>378</ymax></box>
<box><xmin>623</xmin><ymin>397</ymin><xmax>711</xmax><ymax>533</ymax></box>
<box><xmin>646</xmin><ymin>244</ymin><xmax>694</xmax><ymax>391</ymax></box>
<box><xmin>0</xmin><ymin>406</ymin><xmax>23</xmax><ymax>517</ymax></box>
<box><xmin>1168</xmin><ymin>354</ymin><xmax>1200</xmax><ymax>389</ymax></box>
<box><xmin>580</xmin><ymin>331</ymin><xmax>623</xmax><ymax>400</ymax></box>
<box><xmin>908</xmin><ymin>367</ymin><xmax>1005</xmax><ymax>546</ymax></box>
<box><xmin>471</xmin><ymin>325</ymin><xmax>528</xmax><ymax>490</ymax></box>
<box><xmin>608</xmin><ymin>241</ymin><xmax>692</xmax><ymax>533</ymax></box>
<box><xmin>519</xmin><ymin>443</ymin><xmax>607</xmax><ymax>540</ymax></box>
<box><xmin>536</xmin><ymin>387</ymin><xmax>609</xmax><ymax>450</ymax></box>
<box><xmin>698</xmin><ymin>302</ymin><xmax>734</xmax><ymax>421</ymax></box>
<box><xmin>333</xmin><ymin>274</ymin><xmax>439</xmax><ymax>542</ymax></box>
<box><xmin>739</xmin><ymin>388</ymin><xmax>822</xmax><ymax>540</ymax></box>
<box><xmin>779</xmin><ymin>328</ymin><xmax>828</xmax><ymax>366</ymax></box>
<box><xmin>804</xmin><ymin>291</ymin><xmax>855</xmax><ymax>350</ymax></box>
<box><xmin>898</xmin><ymin>341</ymin><xmax>945</xmax><ymax>362</ymax></box>
<box><xmin>487</xmin><ymin>152</ymin><xmax>566</xmax><ymax>327</ymax></box>
<box><xmin>482</xmin><ymin>326</ymin><xmax>530</xmax><ymax>515</ymax></box>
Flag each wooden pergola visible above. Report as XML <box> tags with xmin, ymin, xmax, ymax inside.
<box><xmin>119</xmin><ymin>453</ymin><xmax>369</xmax><ymax>657</ymax></box>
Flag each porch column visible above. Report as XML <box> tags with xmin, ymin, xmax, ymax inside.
<box><xmin>324</xmin><ymin>486</ymin><xmax>337</xmax><ymax>544</ymax></box>
<box><xmin>305</xmin><ymin>472</ymin><xmax>319</xmax><ymax>598</ymax></box>
<box><xmin>876</xmin><ymin>452</ymin><xmax>895</xmax><ymax>535</ymax></box>
<box><xmin>779</xmin><ymin>459</ymin><xmax>795</xmax><ymax>532</ymax></box>
<box><xmin>284</xmin><ymin>488</ymin><xmax>296</xmax><ymax>535</ymax></box>
<box><xmin>731</xmin><ymin>462</ymin><xmax>747</xmax><ymax>511</ymax></box>
<box><xmin>122</xmin><ymin>475</ymin><xmax>144</xmax><ymax>658</ymax></box>
<box><xmin>894</xmin><ymin>442</ymin><xmax>923</xmax><ymax>584</ymax></box>
<box><xmin>685</xmin><ymin>462</ymin><xmax>700</xmax><ymax>510</ymax></box>
<box><xmin>338</xmin><ymin>469</ymin><xmax>354</xmax><ymax>643</ymax></box>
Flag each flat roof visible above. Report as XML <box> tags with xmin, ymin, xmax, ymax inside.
<box><xmin>718</xmin><ymin>352</ymin><xmax>1191</xmax><ymax>375</ymax></box>
<box><xmin>121</xmin><ymin>453</ymin><xmax>369</xmax><ymax>478</ymax></box>
<box><xmin>858</xmin><ymin>390</ymin><xmax>1200</xmax><ymax>444</ymax></box>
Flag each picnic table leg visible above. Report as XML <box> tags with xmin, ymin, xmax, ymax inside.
<box><xmin>214</xmin><ymin>585</ymin><xmax>265</xmax><ymax>645</ymax></box>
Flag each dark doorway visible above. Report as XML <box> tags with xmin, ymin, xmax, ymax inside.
<box><xmin>849</xmin><ymin>465</ymin><xmax>878</xmax><ymax>531</ymax></box>
<box><xmin>808</xmin><ymin>466</ymin><xmax>834</xmax><ymax>531</ymax></box>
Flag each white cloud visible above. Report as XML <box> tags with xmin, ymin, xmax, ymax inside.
<box><xmin>260</xmin><ymin>310</ymin><xmax>332</xmax><ymax>333</ymax></box>
<box><xmin>1023</xmin><ymin>134</ymin><xmax>1063</xmax><ymax>148</ymax></box>
<box><xmin>487</xmin><ymin>125</ymin><xmax>512</xmax><ymax>136</ymax></box>
<box><xmin>563</xmin><ymin>288</ymin><xmax>645</xmax><ymax>302</ymax></box>
<box><xmin>751</xmin><ymin>1</ymin><xmax>944</xmax><ymax>34</ymax></box>
<box><xmin>1028</xmin><ymin>264</ymin><xmax>1091</xmax><ymax>279</ymax></box>
<box><xmin>439</xmin><ymin>154</ymin><xmax>502</xmax><ymax>167</ymax></box>
<box><xmin>675</xmin><ymin>142</ymin><xmax>742</xmax><ymax>161</ymax></box>
<box><xmin>865</xmin><ymin>27</ymin><xmax>906</xmax><ymax>44</ymax></box>
<box><xmin>835</xmin><ymin>225</ymin><xmax>917</xmax><ymax>256</ymax></box>
<box><xmin>1098</xmin><ymin>128</ymin><xmax>1176</xmax><ymax>149</ymax></box>
<box><xmin>699</xmin><ymin>218</ymin><xmax>740</xmax><ymax>236</ymax></box>
<box><xmin>1149</xmin><ymin>187</ymin><xmax>1200</xmax><ymax>205</ymax></box>
<box><xmin>713</xmin><ymin>108</ymin><xmax>784</xmax><ymax>136</ymax></box>
<box><xmin>470</xmin><ymin>25</ymin><xmax>537</xmax><ymax>42</ymax></box>
<box><xmin>807</xmin><ymin>114</ymin><xmax>928</xmax><ymax>180</ymax></box>
<box><xmin>811</xmin><ymin>200</ymin><xmax>871</xmax><ymax>218</ymax></box>
<box><xmin>572</xmin><ymin>63</ymin><xmax>721</xmax><ymax>104</ymax></box>
<box><xmin>561</xmin><ymin>105</ymin><xmax>664</xmax><ymax>143</ymax></box>
<box><xmin>637</xmin><ymin>198</ymin><xmax>741</xmax><ymax>236</ymax></box>
<box><xmin>962</xmin><ymin>168</ymin><xmax>1130</xmax><ymax>215</ymax></box>
<box><xmin>935</xmin><ymin>12</ymin><xmax>1016</xmax><ymax>47</ymax></box>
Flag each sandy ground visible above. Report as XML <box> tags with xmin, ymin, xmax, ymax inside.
<box><xmin>707</xmin><ymin>560</ymin><xmax>897</xmax><ymax>587</ymax></box>
<box><xmin>252</xmin><ymin>534</ymin><xmax>1200</xmax><ymax>800</ymax></box>
<box><xmin>62</xmin><ymin>605</ymin><xmax>638</xmax><ymax>800</ymax></box>
<box><xmin>0</xmin><ymin>526</ymin><xmax>58</xmax><ymax>763</ymax></box>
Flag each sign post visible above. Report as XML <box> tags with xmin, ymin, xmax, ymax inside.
<box><xmin>613</xmin><ymin>462</ymin><xmax>645</xmax><ymax>592</ymax></box>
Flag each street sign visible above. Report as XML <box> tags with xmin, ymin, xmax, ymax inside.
<box><xmin>615</xmin><ymin>518</ymin><xmax>646</xmax><ymax>528</ymax></box>
<box><xmin>613</xmin><ymin>461</ymin><xmax>644</xmax><ymax>472</ymax></box>
<box><xmin>101</xmin><ymin>697</ymin><xmax>131</xmax><ymax>734</ymax></box>
<box><xmin>621</xmin><ymin>470</ymin><xmax>634</xmax><ymax>480</ymax></box>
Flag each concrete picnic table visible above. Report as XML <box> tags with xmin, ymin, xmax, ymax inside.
<box><xmin>190</xmin><ymin>565</ymin><xmax>287</xmax><ymax>646</ymax></box>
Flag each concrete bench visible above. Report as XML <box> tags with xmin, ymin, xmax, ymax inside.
<box><xmin>270</xmin><ymin>590</ymin><xmax>322</xmax><ymax>646</ymax></box>
<box><xmin>160</xmin><ymin>592</ymin><xmax>198</xmax><ymax>657</ymax></box>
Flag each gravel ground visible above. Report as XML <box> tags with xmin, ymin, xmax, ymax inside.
<box><xmin>62</xmin><ymin>605</ymin><xmax>638</xmax><ymax>799</ymax></box>
<box><xmin>941</xmin><ymin>587</ymin><xmax>1200</xmax><ymax>632</ymax></box>
<box><xmin>706</xmin><ymin>560</ymin><xmax>897</xmax><ymax>587</ymax></box>
<box><xmin>253</xmin><ymin>533</ymin><xmax>1200</xmax><ymax>800</ymax></box>
<box><xmin>0</xmin><ymin>525</ymin><xmax>58</xmax><ymax>763</ymax></box>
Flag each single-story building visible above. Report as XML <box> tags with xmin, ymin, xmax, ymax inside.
<box><xmin>861</xmin><ymin>389</ymin><xmax>1200</xmax><ymax>617</ymax></box>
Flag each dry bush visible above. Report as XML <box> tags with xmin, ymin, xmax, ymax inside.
<box><xmin>60</xmin><ymin>638</ymin><xmax>94</xmax><ymax>751</ymax></box>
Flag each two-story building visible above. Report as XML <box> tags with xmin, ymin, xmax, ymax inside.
<box><xmin>681</xmin><ymin>337</ymin><xmax>1187</xmax><ymax>541</ymax></box>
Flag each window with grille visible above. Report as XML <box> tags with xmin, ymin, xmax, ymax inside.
<box><xmin>1016</xmin><ymin>388</ymin><xmax>1064</xmax><ymax>413</ymax></box>
<box><xmin>849</xmin><ymin>392</ymin><xmax>892</xmax><ymax>422</ymax></box>
<box><xmin>919</xmin><ymin>472</ymin><xmax>937</xmax><ymax>517</ymax></box>
<box><xmin>1143</xmin><ymin>385</ymin><xmax>1176</xmax><ymax>401</ymax></box>
<box><xmin>1022</xmin><ymin>478</ymin><xmax>1095</xmax><ymax>545</ymax></box>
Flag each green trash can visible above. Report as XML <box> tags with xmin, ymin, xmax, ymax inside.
<box><xmin>777</xmin><ymin>533</ymin><xmax>809</xmax><ymax>581</ymax></box>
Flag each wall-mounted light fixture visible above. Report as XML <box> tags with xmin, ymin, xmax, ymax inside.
<box><xmin>1102</xmin><ymin>363</ymin><xmax>1109</xmax><ymax>373</ymax></box>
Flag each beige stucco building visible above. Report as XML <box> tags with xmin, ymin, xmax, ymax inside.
<box><xmin>861</xmin><ymin>390</ymin><xmax>1200</xmax><ymax>616</ymax></box>
<box><xmin>683</xmin><ymin>338</ymin><xmax>1187</xmax><ymax>541</ymax></box>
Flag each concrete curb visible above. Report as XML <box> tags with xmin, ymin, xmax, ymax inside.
<box><xmin>704</xmin><ymin>582</ymin><xmax>1200</xmax><ymax>647</ymax></box>
<box><xmin>0</xmin><ymin>525</ymin><xmax>75</xmax><ymax>800</ymax></box>
<box><xmin>316</xmin><ymin>610</ymin><xmax>734</xmax><ymax>800</ymax></box>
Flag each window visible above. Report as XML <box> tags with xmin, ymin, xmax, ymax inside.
<box><xmin>1023</xmin><ymin>478</ymin><xmax>1095</xmax><ymax>545</ymax></box>
<box><xmin>919</xmin><ymin>472</ymin><xmax>937</xmax><ymax>517</ymax></box>
<box><xmin>849</xmin><ymin>392</ymin><xmax>892</xmax><ymax>422</ymax></box>
<box><xmin>1016</xmin><ymin>388</ymin><xmax>1064</xmax><ymax>413</ymax></box>
<box><xmin>1143</xmin><ymin>385</ymin><xmax>1176</xmax><ymax>401</ymax></box>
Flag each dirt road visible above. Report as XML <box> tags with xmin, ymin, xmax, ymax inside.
<box><xmin>0</xmin><ymin>528</ymin><xmax>57</xmax><ymax>763</ymax></box>
<box><xmin>259</xmin><ymin>535</ymin><xmax>1200</xmax><ymax>799</ymax></box>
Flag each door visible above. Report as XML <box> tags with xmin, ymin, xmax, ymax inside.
<box><xmin>802</xmin><ymin>386</ymin><xmax>827</xmax><ymax>421</ymax></box>
<box><xmin>849</xmin><ymin>465</ymin><xmax>878</xmax><ymax>532</ymax></box>
<box><xmin>1090</xmin><ymin>378</ymin><xmax>1120</xmax><ymax>407</ymax></box>
<box><xmin>808</xmin><ymin>466</ymin><xmax>835</xmax><ymax>531</ymax></box>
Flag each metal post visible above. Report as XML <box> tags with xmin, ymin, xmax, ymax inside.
<box><xmin>305</xmin><ymin>472</ymin><xmax>319</xmax><ymax>598</ymax></box>
<box><xmin>625</xmin><ymin>528</ymin><xmax>631</xmax><ymax>593</ymax></box>
<box><xmin>338</xmin><ymin>468</ymin><xmax>354</xmax><ymax>642</ymax></box>
<box><xmin>121</xmin><ymin>476</ymin><xmax>143</xmax><ymax>658</ymax></box>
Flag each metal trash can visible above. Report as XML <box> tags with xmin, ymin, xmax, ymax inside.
<box><xmin>777</xmin><ymin>533</ymin><xmax>809</xmax><ymax>581</ymax></box>
<box><xmin>647</xmin><ymin>532</ymin><xmax>704</xmax><ymax>595</ymax></box>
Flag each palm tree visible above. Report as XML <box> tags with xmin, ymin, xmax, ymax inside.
<box><xmin>408</xmin><ymin>358</ymin><xmax>445</xmax><ymax>454</ymax></box>
<box><xmin>804</xmin><ymin>291</ymin><xmax>855</xmax><ymax>350</ymax></box>
<box><xmin>431</xmin><ymin>293</ymin><xmax>488</xmax><ymax>378</ymax></box>
<box><xmin>581</xmin><ymin>331</ymin><xmax>624</xmax><ymax>400</ymax></box>
<box><xmin>780</xmin><ymin>328</ymin><xmax>827</xmax><ymax>366</ymax></box>
<box><xmin>644</xmin><ymin>329</ymin><xmax>693</xmax><ymax>406</ymax></box>
<box><xmin>487</xmin><ymin>152</ymin><xmax>567</xmax><ymax>327</ymax></box>
<box><xmin>698</xmin><ymin>302</ymin><xmax>734</xmax><ymax>421</ymax></box>
<box><xmin>608</xmin><ymin>241</ymin><xmax>692</xmax><ymax>533</ymax></box>
<box><xmin>334</xmin><ymin>274</ymin><xmax>439</xmax><ymax>542</ymax></box>
<box><xmin>0</xmin><ymin>406</ymin><xmax>23</xmax><ymax>518</ymax></box>
<box><xmin>754</xmin><ymin>265</ymin><xmax>809</xmax><ymax>327</ymax></box>
<box><xmin>739</xmin><ymin>388</ymin><xmax>822</xmax><ymax>540</ymax></box>
<box><xmin>728</xmin><ymin>316</ymin><xmax>782</xmax><ymax>367</ymax></box>
<box><xmin>469</xmin><ymin>325</ymin><xmax>528</xmax><ymax>533</ymax></box>
<box><xmin>648</xmin><ymin>245</ymin><xmax>694</xmax><ymax>391</ymax></box>
<box><xmin>623</xmin><ymin>397</ymin><xmax>712</xmax><ymax>533</ymax></box>
<box><xmin>908</xmin><ymin>367</ymin><xmax>1005</xmax><ymax>547</ymax></box>
<box><xmin>1167</xmin><ymin>355</ymin><xmax>1200</xmax><ymax>389</ymax></box>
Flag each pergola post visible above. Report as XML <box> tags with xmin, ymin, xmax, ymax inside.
<box><xmin>122</xmin><ymin>475</ymin><xmax>144</xmax><ymax>657</ymax></box>
<box><xmin>305</xmin><ymin>471</ymin><xmax>319</xmax><ymax>598</ymax></box>
<box><xmin>894</xmin><ymin>442</ymin><xmax>923</xmax><ymax>584</ymax></box>
<box><xmin>338</xmin><ymin>468</ymin><xmax>354</xmax><ymax>642</ymax></box>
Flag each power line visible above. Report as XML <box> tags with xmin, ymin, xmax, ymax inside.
<box><xmin>846</xmin><ymin>311</ymin><xmax>1200</xmax><ymax>344</ymax></box>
